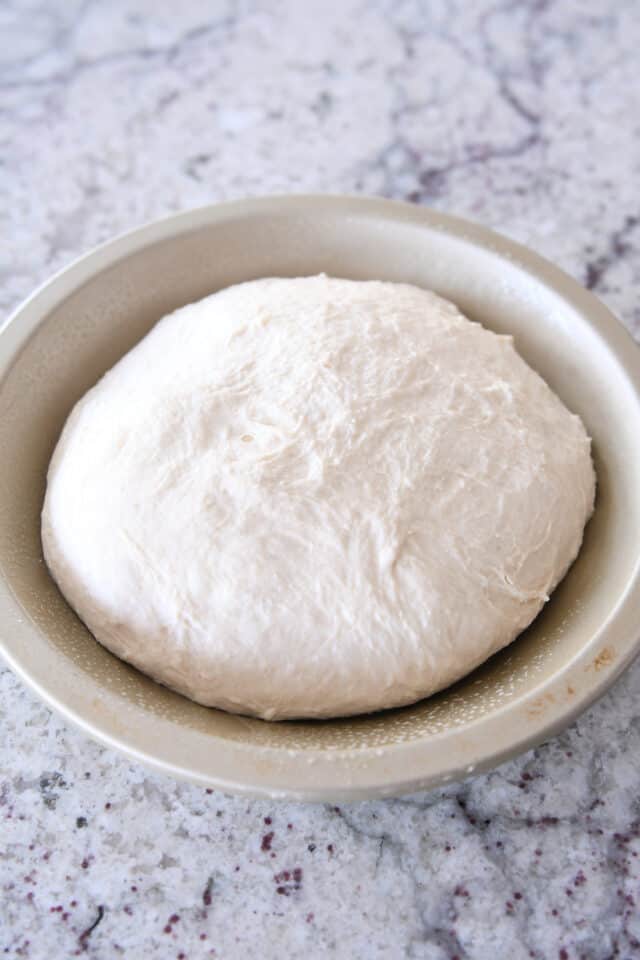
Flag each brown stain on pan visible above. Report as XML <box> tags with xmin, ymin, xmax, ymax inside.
<box><xmin>526</xmin><ymin>680</ymin><xmax>576</xmax><ymax>719</ymax></box>
<box><xmin>589</xmin><ymin>646</ymin><xmax>616</xmax><ymax>671</ymax></box>
<box><xmin>526</xmin><ymin>691</ymin><xmax>557</xmax><ymax>719</ymax></box>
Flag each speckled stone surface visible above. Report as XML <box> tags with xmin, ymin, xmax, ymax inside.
<box><xmin>2</xmin><ymin>2</ymin><xmax>640</xmax><ymax>958</ymax></box>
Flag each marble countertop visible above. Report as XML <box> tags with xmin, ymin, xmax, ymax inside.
<box><xmin>2</xmin><ymin>1</ymin><xmax>640</xmax><ymax>958</ymax></box>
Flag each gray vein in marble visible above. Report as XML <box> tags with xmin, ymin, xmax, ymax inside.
<box><xmin>584</xmin><ymin>214</ymin><xmax>640</xmax><ymax>291</ymax></box>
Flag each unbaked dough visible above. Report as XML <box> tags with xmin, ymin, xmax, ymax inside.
<box><xmin>42</xmin><ymin>276</ymin><xmax>595</xmax><ymax>720</ymax></box>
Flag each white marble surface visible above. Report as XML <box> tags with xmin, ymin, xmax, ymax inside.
<box><xmin>2</xmin><ymin>1</ymin><xmax>640</xmax><ymax>958</ymax></box>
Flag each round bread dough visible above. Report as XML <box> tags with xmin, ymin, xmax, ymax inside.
<box><xmin>42</xmin><ymin>276</ymin><xmax>595</xmax><ymax>720</ymax></box>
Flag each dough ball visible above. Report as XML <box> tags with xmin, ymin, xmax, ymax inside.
<box><xmin>42</xmin><ymin>276</ymin><xmax>595</xmax><ymax>719</ymax></box>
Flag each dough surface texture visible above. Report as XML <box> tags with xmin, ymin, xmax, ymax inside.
<box><xmin>42</xmin><ymin>276</ymin><xmax>596</xmax><ymax>719</ymax></box>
